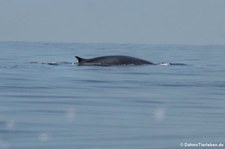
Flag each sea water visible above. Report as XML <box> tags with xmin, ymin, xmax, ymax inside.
<box><xmin>0</xmin><ymin>41</ymin><xmax>225</xmax><ymax>149</ymax></box>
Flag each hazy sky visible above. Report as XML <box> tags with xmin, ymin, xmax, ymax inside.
<box><xmin>0</xmin><ymin>0</ymin><xmax>225</xmax><ymax>45</ymax></box>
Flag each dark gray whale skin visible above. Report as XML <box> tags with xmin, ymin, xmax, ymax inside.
<box><xmin>75</xmin><ymin>55</ymin><xmax>155</xmax><ymax>66</ymax></box>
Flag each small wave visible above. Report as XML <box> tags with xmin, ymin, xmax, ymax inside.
<box><xmin>169</xmin><ymin>63</ymin><xmax>190</xmax><ymax>66</ymax></box>
<box><xmin>30</xmin><ymin>61</ymin><xmax>73</xmax><ymax>65</ymax></box>
<box><xmin>158</xmin><ymin>62</ymin><xmax>189</xmax><ymax>66</ymax></box>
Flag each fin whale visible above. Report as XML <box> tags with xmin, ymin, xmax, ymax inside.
<box><xmin>75</xmin><ymin>55</ymin><xmax>155</xmax><ymax>66</ymax></box>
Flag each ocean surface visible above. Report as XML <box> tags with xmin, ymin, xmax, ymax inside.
<box><xmin>0</xmin><ymin>41</ymin><xmax>225</xmax><ymax>149</ymax></box>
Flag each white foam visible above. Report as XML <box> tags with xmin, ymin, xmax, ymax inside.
<box><xmin>159</xmin><ymin>62</ymin><xmax>171</xmax><ymax>66</ymax></box>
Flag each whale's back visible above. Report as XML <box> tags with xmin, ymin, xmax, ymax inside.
<box><xmin>75</xmin><ymin>55</ymin><xmax>154</xmax><ymax>66</ymax></box>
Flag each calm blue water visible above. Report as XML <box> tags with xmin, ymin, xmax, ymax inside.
<box><xmin>0</xmin><ymin>41</ymin><xmax>225</xmax><ymax>149</ymax></box>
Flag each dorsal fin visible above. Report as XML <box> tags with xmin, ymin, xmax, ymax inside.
<box><xmin>75</xmin><ymin>56</ymin><xmax>85</xmax><ymax>63</ymax></box>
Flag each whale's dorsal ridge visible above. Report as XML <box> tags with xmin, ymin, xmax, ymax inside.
<box><xmin>75</xmin><ymin>55</ymin><xmax>154</xmax><ymax>66</ymax></box>
<box><xmin>75</xmin><ymin>56</ymin><xmax>85</xmax><ymax>63</ymax></box>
